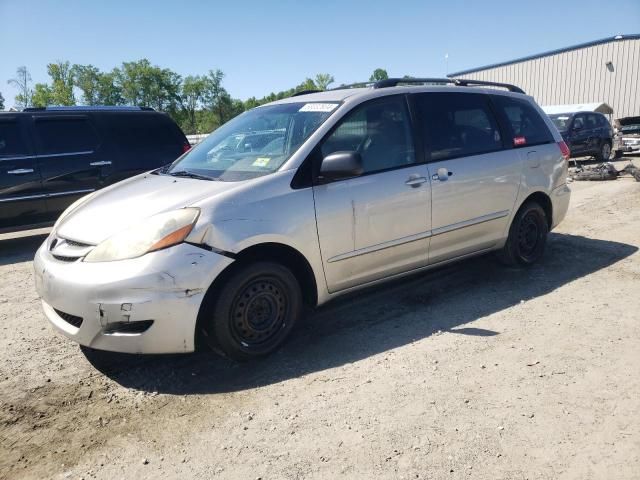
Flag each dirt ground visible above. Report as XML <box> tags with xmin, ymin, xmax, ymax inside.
<box><xmin>1</xmin><ymin>159</ymin><xmax>639</xmax><ymax>480</ymax></box>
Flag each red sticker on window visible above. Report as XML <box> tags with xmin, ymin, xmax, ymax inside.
<box><xmin>514</xmin><ymin>136</ymin><xmax>527</xmax><ymax>146</ymax></box>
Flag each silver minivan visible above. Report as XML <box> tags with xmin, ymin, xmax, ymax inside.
<box><xmin>34</xmin><ymin>78</ymin><xmax>571</xmax><ymax>359</ymax></box>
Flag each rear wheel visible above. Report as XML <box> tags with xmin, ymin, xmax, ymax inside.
<box><xmin>204</xmin><ymin>262</ymin><xmax>302</xmax><ymax>360</ymax></box>
<box><xmin>497</xmin><ymin>202</ymin><xmax>549</xmax><ymax>266</ymax></box>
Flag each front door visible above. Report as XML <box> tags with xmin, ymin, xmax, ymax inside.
<box><xmin>32</xmin><ymin>114</ymin><xmax>103</xmax><ymax>223</ymax></box>
<box><xmin>0</xmin><ymin>115</ymin><xmax>47</xmax><ymax>230</ymax></box>
<box><xmin>313</xmin><ymin>95</ymin><xmax>431</xmax><ymax>292</ymax></box>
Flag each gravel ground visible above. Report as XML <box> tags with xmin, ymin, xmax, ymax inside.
<box><xmin>1</xmin><ymin>160</ymin><xmax>639</xmax><ymax>480</ymax></box>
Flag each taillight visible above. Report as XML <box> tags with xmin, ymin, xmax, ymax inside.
<box><xmin>182</xmin><ymin>143</ymin><xmax>192</xmax><ymax>153</ymax></box>
<box><xmin>558</xmin><ymin>141</ymin><xmax>570</xmax><ymax>161</ymax></box>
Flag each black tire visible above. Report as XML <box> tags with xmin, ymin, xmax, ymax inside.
<box><xmin>595</xmin><ymin>141</ymin><xmax>611</xmax><ymax>162</ymax></box>
<box><xmin>203</xmin><ymin>261</ymin><xmax>302</xmax><ymax>360</ymax></box>
<box><xmin>497</xmin><ymin>202</ymin><xmax>549</xmax><ymax>267</ymax></box>
<box><xmin>613</xmin><ymin>149</ymin><xmax>623</xmax><ymax>160</ymax></box>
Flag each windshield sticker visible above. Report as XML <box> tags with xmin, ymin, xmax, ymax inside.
<box><xmin>299</xmin><ymin>103</ymin><xmax>339</xmax><ymax>113</ymax></box>
<box><xmin>252</xmin><ymin>157</ymin><xmax>271</xmax><ymax>167</ymax></box>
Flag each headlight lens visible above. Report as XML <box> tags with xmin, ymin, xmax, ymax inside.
<box><xmin>84</xmin><ymin>208</ymin><xmax>200</xmax><ymax>263</ymax></box>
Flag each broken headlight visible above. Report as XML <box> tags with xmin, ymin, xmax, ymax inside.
<box><xmin>84</xmin><ymin>208</ymin><xmax>200</xmax><ymax>263</ymax></box>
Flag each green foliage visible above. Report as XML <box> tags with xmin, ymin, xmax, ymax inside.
<box><xmin>31</xmin><ymin>83</ymin><xmax>53</xmax><ymax>107</ymax></box>
<box><xmin>369</xmin><ymin>68</ymin><xmax>389</xmax><ymax>82</ymax></box>
<box><xmin>314</xmin><ymin>73</ymin><xmax>334</xmax><ymax>90</ymax></box>
<box><xmin>0</xmin><ymin>91</ymin><xmax>4</xmax><ymax>110</ymax></box>
<box><xmin>7</xmin><ymin>61</ymin><xmax>351</xmax><ymax>134</ymax></box>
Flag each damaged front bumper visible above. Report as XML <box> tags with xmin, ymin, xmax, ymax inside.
<box><xmin>33</xmin><ymin>241</ymin><xmax>233</xmax><ymax>354</ymax></box>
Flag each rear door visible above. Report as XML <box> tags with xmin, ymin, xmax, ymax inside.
<box><xmin>32</xmin><ymin>114</ymin><xmax>103</xmax><ymax>221</ymax></box>
<box><xmin>0</xmin><ymin>115</ymin><xmax>47</xmax><ymax>230</ymax></box>
<box><xmin>411</xmin><ymin>91</ymin><xmax>521</xmax><ymax>264</ymax></box>
<box><xmin>568</xmin><ymin>114</ymin><xmax>589</xmax><ymax>155</ymax></box>
<box><xmin>105</xmin><ymin>112</ymin><xmax>188</xmax><ymax>184</ymax></box>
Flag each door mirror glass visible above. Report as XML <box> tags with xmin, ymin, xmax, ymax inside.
<box><xmin>319</xmin><ymin>151</ymin><xmax>363</xmax><ymax>182</ymax></box>
<box><xmin>572</xmin><ymin>119</ymin><xmax>584</xmax><ymax>131</ymax></box>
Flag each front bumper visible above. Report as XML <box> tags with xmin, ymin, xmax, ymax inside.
<box><xmin>34</xmin><ymin>241</ymin><xmax>233</xmax><ymax>354</ymax></box>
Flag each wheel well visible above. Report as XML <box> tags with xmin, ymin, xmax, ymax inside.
<box><xmin>195</xmin><ymin>242</ymin><xmax>318</xmax><ymax>349</ymax></box>
<box><xmin>522</xmin><ymin>191</ymin><xmax>552</xmax><ymax>229</ymax></box>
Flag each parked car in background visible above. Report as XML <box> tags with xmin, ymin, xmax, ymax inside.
<box><xmin>34</xmin><ymin>78</ymin><xmax>570</xmax><ymax>360</ymax></box>
<box><xmin>613</xmin><ymin>116</ymin><xmax>640</xmax><ymax>158</ymax></box>
<box><xmin>548</xmin><ymin>111</ymin><xmax>613</xmax><ymax>161</ymax></box>
<box><xmin>0</xmin><ymin>106</ymin><xmax>189</xmax><ymax>233</ymax></box>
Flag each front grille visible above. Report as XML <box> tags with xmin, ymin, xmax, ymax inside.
<box><xmin>54</xmin><ymin>309</ymin><xmax>83</xmax><ymax>328</ymax></box>
<box><xmin>64</xmin><ymin>239</ymin><xmax>92</xmax><ymax>248</ymax></box>
<box><xmin>52</xmin><ymin>255</ymin><xmax>80</xmax><ymax>262</ymax></box>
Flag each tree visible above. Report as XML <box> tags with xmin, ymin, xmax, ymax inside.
<box><xmin>8</xmin><ymin>66</ymin><xmax>33</xmax><ymax>109</ymax></box>
<box><xmin>31</xmin><ymin>83</ymin><xmax>53</xmax><ymax>107</ymax></box>
<box><xmin>47</xmin><ymin>61</ymin><xmax>75</xmax><ymax>105</ymax></box>
<box><xmin>369</xmin><ymin>68</ymin><xmax>389</xmax><ymax>82</ymax></box>
<box><xmin>178</xmin><ymin>75</ymin><xmax>207</xmax><ymax>134</ymax></box>
<box><xmin>0</xmin><ymin>91</ymin><xmax>4</xmax><ymax>110</ymax></box>
<box><xmin>115</xmin><ymin>59</ymin><xmax>181</xmax><ymax>111</ymax></box>
<box><xmin>314</xmin><ymin>73</ymin><xmax>334</xmax><ymax>90</ymax></box>
<box><xmin>203</xmin><ymin>69</ymin><xmax>229</xmax><ymax>127</ymax></box>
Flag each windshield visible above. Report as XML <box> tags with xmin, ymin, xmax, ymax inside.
<box><xmin>621</xmin><ymin>124</ymin><xmax>640</xmax><ymax>134</ymax></box>
<box><xmin>549</xmin><ymin>114</ymin><xmax>572</xmax><ymax>131</ymax></box>
<box><xmin>165</xmin><ymin>102</ymin><xmax>339</xmax><ymax>181</ymax></box>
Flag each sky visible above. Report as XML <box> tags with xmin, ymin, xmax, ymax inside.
<box><xmin>1</xmin><ymin>0</ymin><xmax>639</xmax><ymax>108</ymax></box>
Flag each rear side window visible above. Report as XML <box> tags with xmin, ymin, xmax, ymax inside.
<box><xmin>34</xmin><ymin>116</ymin><xmax>100</xmax><ymax>155</ymax></box>
<box><xmin>413</xmin><ymin>92</ymin><xmax>503</xmax><ymax>161</ymax></box>
<box><xmin>492</xmin><ymin>96</ymin><xmax>554</xmax><ymax>147</ymax></box>
<box><xmin>0</xmin><ymin>120</ymin><xmax>28</xmax><ymax>156</ymax></box>
<box><xmin>107</xmin><ymin>114</ymin><xmax>184</xmax><ymax>152</ymax></box>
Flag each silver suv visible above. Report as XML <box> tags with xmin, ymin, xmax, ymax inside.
<box><xmin>34</xmin><ymin>78</ymin><xmax>571</xmax><ymax>360</ymax></box>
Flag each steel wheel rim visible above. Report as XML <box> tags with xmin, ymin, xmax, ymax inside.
<box><xmin>518</xmin><ymin>212</ymin><xmax>540</xmax><ymax>258</ymax></box>
<box><xmin>230</xmin><ymin>276</ymin><xmax>288</xmax><ymax>347</ymax></box>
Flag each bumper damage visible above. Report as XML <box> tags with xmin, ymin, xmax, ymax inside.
<box><xmin>34</xmin><ymin>241</ymin><xmax>233</xmax><ymax>354</ymax></box>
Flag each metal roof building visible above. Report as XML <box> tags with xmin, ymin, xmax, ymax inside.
<box><xmin>449</xmin><ymin>34</ymin><xmax>640</xmax><ymax>120</ymax></box>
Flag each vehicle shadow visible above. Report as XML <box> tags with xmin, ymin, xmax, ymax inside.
<box><xmin>83</xmin><ymin>232</ymin><xmax>636</xmax><ymax>395</ymax></box>
<box><xmin>0</xmin><ymin>234</ymin><xmax>48</xmax><ymax>266</ymax></box>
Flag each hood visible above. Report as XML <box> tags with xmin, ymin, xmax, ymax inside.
<box><xmin>56</xmin><ymin>173</ymin><xmax>243</xmax><ymax>244</ymax></box>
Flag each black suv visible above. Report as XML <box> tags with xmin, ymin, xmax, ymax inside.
<box><xmin>0</xmin><ymin>107</ymin><xmax>189</xmax><ymax>233</ymax></box>
<box><xmin>548</xmin><ymin>111</ymin><xmax>613</xmax><ymax>161</ymax></box>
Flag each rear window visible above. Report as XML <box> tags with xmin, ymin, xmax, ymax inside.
<box><xmin>413</xmin><ymin>92</ymin><xmax>503</xmax><ymax>161</ymax></box>
<box><xmin>34</xmin><ymin>116</ymin><xmax>100</xmax><ymax>155</ymax></box>
<box><xmin>107</xmin><ymin>114</ymin><xmax>185</xmax><ymax>152</ymax></box>
<box><xmin>492</xmin><ymin>96</ymin><xmax>554</xmax><ymax>147</ymax></box>
<box><xmin>0</xmin><ymin>120</ymin><xmax>28</xmax><ymax>156</ymax></box>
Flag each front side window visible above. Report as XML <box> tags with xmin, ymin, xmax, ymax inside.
<box><xmin>34</xmin><ymin>116</ymin><xmax>100</xmax><ymax>155</ymax></box>
<box><xmin>414</xmin><ymin>92</ymin><xmax>503</xmax><ymax>160</ymax></box>
<box><xmin>493</xmin><ymin>95</ymin><xmax>554</xmax><ymax>147</ymax></box>
<box><xmin>0</xmin><ymin>120</ymin><xmax>28</xmax><ymax>157</ymax></box>
<box><xmin>167</xmin><ymin>102</ymin><xmax>338</xmax><ymax>181</ymax></box>
<box><xmin>320</xmin><ymin>96</ymin><xmax>416</xmax><ymax>174</ymax></box>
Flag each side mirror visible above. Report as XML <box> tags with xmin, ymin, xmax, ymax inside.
<box><xmin>572</xmin><ymin>123</ymin><xmax>583</xmax><ymax>131</ymax></box>
<box><xmin>318</xmin><ymin>151</ymin><xmax>364</xmax><ymax>183</ymax></box>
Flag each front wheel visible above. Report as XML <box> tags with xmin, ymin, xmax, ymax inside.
<box><xmin>497</xmin><ymin>202</ymin><xmax>549</xmax><ymax>267</ymax></box>
<box><xmin>204</xmin><ymin>262</ymin><xmax>302</xmax><ymax>360</ymax></box>
<box><xmin>595</xmin><ymin>141</ymin><xmax>611</xmax><ymax>162</ymax></box>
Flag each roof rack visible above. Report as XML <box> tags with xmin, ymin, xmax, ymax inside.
<box><xmin>22</xmin><ymin>106</ymin><xmax>155</xmax><ymax>112</ymax></box>
<box><xmin>373</xmin><ymin>77</ymin><xmax>525</xmax><ymax>94</ymax></box>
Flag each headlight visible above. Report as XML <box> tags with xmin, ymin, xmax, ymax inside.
<box><xmin>84</xmin><ymin>208</ymin><xmax>200</xmax><ymax>263</ymax></box>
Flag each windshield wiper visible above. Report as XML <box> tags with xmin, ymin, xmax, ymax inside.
<box><xmin>168</xmin><ymin>170</ymin><xmax>216</xmax><ymax>181</ymax></box>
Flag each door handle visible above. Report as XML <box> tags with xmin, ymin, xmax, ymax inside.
<box><xmin>405</xmin><ymin>175</ymin><xmax>428</xmax><ymax>187</ymax></box>
<box><xmin>7</xmin><ymin>169</ymin><xmax>34</xmax><ymax>175</ymax></box>
<box><xmin>431</xmin><ymin>168</ymin><xmax>453</xmax><ymax>181</ymax></box>
<box><xmin>89</xmin><ymin>161</ymin><xmax>112</xmax><ymax>166</ymax></box>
